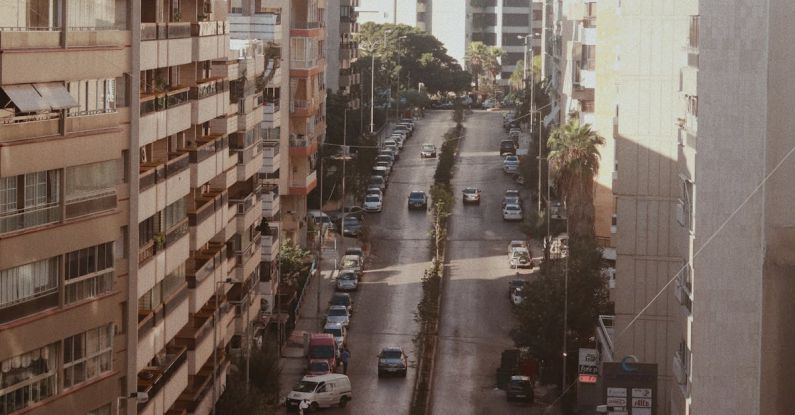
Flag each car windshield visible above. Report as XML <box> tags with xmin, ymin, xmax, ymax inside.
<box><xmin>505</xmin><ymin>156</ymin><xmax>518</xmax><ymax>162</ymax></box>
<box><xmin>370</xmin><ymin>176</ymin><xmax>384</xmax><ymax>184</ymax></box>
<box><xmin>344</xmin><ymin>217</ymin><xmax>359</xmax><ymax>224</ymax></box>
<box><xmin>463</xmin><ymin>188</ymin><xmax>477</xmax><ymax>194</ymax></box>
<box><xmin>294</xmin><ymin>380</ymin><xmax>319</xmax><ymax>392</ymax></box>
<box><xmin>309</xmin><ymin>343</ymin><xmax>335</xmax><ymax>357</ymax></box>
<box><xmin>324</xmin><ymin>327</ymin><xmax>343</xmax><ymax>337</ymax></box>
<box><xmin>339</xmin><ymin>272</ymin><xmax>356</xmax><ymax>280</ymax></box>
<box><xmin>506</xmin><ymin>205</ymin><xmax>520</xmax><ymax>211</ymax></box>
<box><xmin>381</xmin><ymin>350</ymin><xmax>403</xmax><ymax>359</ymax></box>
<box><xmin>366</xmin><ymin>196</ymin><xmax>380</xmax><ymax>203</ymax></box>
<box><xmin>328</xmin><ymin>308</ymin><xmax>347</xmax><ymax>316</ymax></box>
<box><xmin>341</xmin><ymin>258</ymin><xmax>358</xmax><ymax>268</ymax></box>
<box><xmin>422</xmin><ymin>144</ymin><xmax>434</xmax><ymax>150</ymax></box>
<box><xmin>309</xmin><ymin>361</ymin><xmax>329</xmax><ymax>372</ymax></box>
<box><xmin>409</xmin><ymin>192</ymin><xmax>425</xmax><ymax>199</ymax></box>
<box><xmin>506</xmin><ymin>190</ymin><xmax>519</xmax><ymax>197</ymax></box>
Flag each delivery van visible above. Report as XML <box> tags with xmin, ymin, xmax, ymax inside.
<box><xmin>286</xmin><ymin>373</ymin><xmax>353</xmax><ymax>410</ymax></box>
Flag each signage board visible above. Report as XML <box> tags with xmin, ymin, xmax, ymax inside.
<box><xmin>602</xmin><ymin>360</ymin><xmax>657</xmax><ymax>415</ymax></box>
<box><xmin>579</xmin><ymin>374</ymin><xmax>598</xmax><ymax>384</ymax></box>
<box><xmin>607</xmin><ymin>397</ymin><xmax>627</xmax><ymax>407</ymax></box>
<box><xmin>607</xmin><ymin>387</ymin><xmax>627</xmax><ymax>397</ymax></box>
<box><xmin>578</xmin><ymin>348</ymin><xmax>599</xmax><ymax>375</ymax></box>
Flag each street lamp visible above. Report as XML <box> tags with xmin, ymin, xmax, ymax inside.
<box><xmin>395</xmin><ymin>35</ymin><xmax>407</xmax><ymax>121</ymax></box>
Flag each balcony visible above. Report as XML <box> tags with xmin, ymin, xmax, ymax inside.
<box><xmin>685</xmin><ymin>112</ymin><xmax>698</xmax><ymax>135</ymax></box>
<box><xmin>209</xmin><ymin>113</ymin><xmax>238</xmax><ymax>136</ymax></box>
<box><xmin>192</xmin><ymin>21</ymin><xmax>230</xmax><ymax>62</ymax></box>
<box><xmin>261</xmin><ymin>227</ymin><xmax>279</xmax><ymax>262</ymax></box>
<box><xmin>172</xmin><ymin>348</ymin><xmax>230</xmax><ymax>413</ymax></box>
<box><xmin>289</xmin><ymin>134</ymin><xmax>317</xmax><ymax>156</ymax></box>
<box><xmin>139</xmin><ymin>88</ymin><xmax>192</xmax><ymax>146</ymax></box>
<box><xmin>191</xmin><ymin>78</ymin><xmax>230</xmax><ymax>125</ymax></box>
<box><xmin>238</xmin><ymin>97</ymin><xmax>264</xmax><ymax>131</ymax></box>
<box><xmin>140</xmin><ymin>23</ymin><xmax>192</xmax><ymax>71</ymax></box>
<box><xmin>596</xmin><ymin>315</ymin><xmax>615</xmax><ymax>363</ymax></box>
<box><xmin>138</xmin><ymin>152</ymin><xmax>190</xmax><ymax>223</ymax></box>
<box><xmin>672</xmin><ymin>351</ymin><xmax>691</xmax><ymax>396</ymax></box>
<box><xmin>234</xmin><ymin>233</ymin><xmax>262</xmax><ymax>283</ymax></box>
<box><xmin>229</xmin><ymin>14</ymin><xmax>282</xmax><ymax>42</ymax></box>
<box><xmin>265</xmin><ymin>64</ymin><xmax>282</xmax><ymax>87</ymax></box>
<box><xmin>137</xmin><ymin>283</ymin><xmax>190</xmax><ymax>373</ymax></box>
<box><xmin>174</xmin><ymin>295</ymin><xmax>228</xmax><ymax>375</ymax></box>
<box><xmin>211</xmin><ymin>59</ymin><xmax>239</xmax><ymax>80</ymax></box>
<box><xmin>680</xmin><ymin>65</ymin><xmax>697</xmax><ymax>97</ymax></box>
<box><xmin>188</xmin><ymin>190</ymin><xmax>228</xmax><ymax>251</ymax></box>
<box><xmin>289</xmin><ymin>169</ymin><xmax>317</xmax><ymax>195</ymax></box>
<box><xmin>263</xmin><ymin>102</ymin><xmax>281</xmax><ymax>128</ymax></box>
<box><xmin>578</xmin><ymin>68</ymin><xmax>596</xmax><ymax>89</ymax></box>
<box><xmin>234</xmin><ymin>143</ymin><xmax>264</xmax><ymax>182</ymax></box>
<box><xmin>186</xmin><ymin>242</ymin><xmax>226</xmax><ymax>313</ymax></box>
<box><xmin>260</xmin><ymin>141</ymin><xmax>281</xmax><ymax>174</ymax></box>
<box><xmin>231</xmin><ymin>192</ymin><xmax>261</xmax><ymax>235</ymax></box>
<box><xmin>581</xmin><ymin>26</ymin><xmax>597</xmax><ymax>46</ymax></box>
<box><xmin>189</xmin><ymin>134</ymin><xmax>228</xmax><ymax>188</ymax></box>
<box><xmin>290</xmin><ymin>98</ymin><xmax>320</xmax><ymax>117</ymax></box>
<box><xmin>137</xmin><ymin>345</ymin><xmax>188</xmax><ymax>415</ymax></box>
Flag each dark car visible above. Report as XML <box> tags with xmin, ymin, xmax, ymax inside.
<box><xmin>377</xmin><ymin>347</ymin><xmax>408</xmax><ymax>377</ymax></box>
<box><xmin>500</xmin><ymin>140</ymin><xmax>517</xmax><ymax>156</ymax></box>
<box><xmin>341</xmin><ymin>216</ymin><xmax>362</xmax><ymax>237</ymax></box>
<box><xmin>329</xmin><ymin>292</ymin><xmax>353</xmax><ymax>315</ymax></box>
<box><xmin>345</xmin><ymin>247</ymin><xmax>364</xmax><ymax>257</ymax></box>
<box><xmin>506</xmin><ymin>376</ymin><xmax>534</xmax><ymax>402</ymax></box>
<box><xmin>408</xmin><ymin>191</ymin><xmax>429</xmax><ymax>209</ymax></box>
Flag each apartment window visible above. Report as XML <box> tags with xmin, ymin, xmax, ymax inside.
<box><xmin>64</xmin><ymin>242</ymin><xmax>115</xmax><ymax>304</ymax></box>
<box><xmin>581</xmin><ymin>45</ymin><xmax>596</xmax><ymax>70</ymax></box>
<box><xmin>65</xmin><ymin>160</ymin><xmax>117</xmax><ymax>218</ymax></box>
<box><xmin>138</xmin><ymin>214</ymin><xmax>160</xmax><ymax>248</ymax></box>
<box><xmin>63</xmin><ymin>324</ymin><xmax>113</xmax><ymax>389</ymax></box>
<box><xmin>85</xmin><ymin>404</ymin><xmax>111</xmax><ymax>415</ymax></box>
<box><xmin>686</xmin><ymin>95</ymin><xmax>698</xmax><ymax>117</ymax></box>
<box><xmin>0</xmin><ymin>0</ymin><xmax>61</xmax><ymax>31</ymax></box>
<box><xmin>138</xmin><ymin>264</ymin><xmax>184</xmax><ymax>313</ymax></box>
<box><xmin>67</xmin><ymin>0</ymin><xmax>127</xmax><ymax>30</ymax></box>
<box><xmin>502</xmin><ymin>13</ymin><xmax>530</xmax><ymax>27</ymax></box>
<box><xmin>678</xmin><ymin>178</ymin><xmax>694</xmax><ymax>230</ymax></box>
<box><xmin>0</xmin><ymin>258</ymin><xmax>59</xmax><ymax>310</ymax></box>
<box><xmin>66</xmin><ymin>79</ymin><xmax>117</xmax><ymax>117</ymax></box>
<box><xmin>0</xmin><ymin>171</ymin><xmax>61</xmax><ymax>234</ymax></box>
<box><xmin>0</xmin><ymin>344</ymin><xmax>58</xmax><ymax>414</ymax></box>
<box><xmin>164</xmin><ymin>198</ymin><xmax>187</xmax><ymax>230</ymax></box>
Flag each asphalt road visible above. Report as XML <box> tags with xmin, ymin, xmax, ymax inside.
<box><xmin>430</xmin><ymin>110</ymin><xmax>543</xmax><ymax>415</ymax></box>
<box><xmin>300</xmin><ymin>111</ymin><xmax>456</xmax><ymax>413</ymax></box>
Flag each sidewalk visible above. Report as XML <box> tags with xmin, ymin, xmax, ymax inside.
<box><xmin>277</xmin><ymin>232</ymin><xmax>359</xmax><ymax>405</ymax></box>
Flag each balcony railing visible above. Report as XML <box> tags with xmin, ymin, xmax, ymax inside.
<box><xmin>231</xmin><ymin>192</ymin><xmax>258</xmax><ymax>215</ymax></box>
<box><xmin>187</xmin><ymin>243</ymin><xmax>226</xmax><ymax>288</ymax></box>
<box><xmin>0</xmin><ymin>202</ymin><xmax>61</xmax><ymax>234</ymax></box>
<box><xmin>190</xmin><ymin>78</ymin><xmax>229</xmax><ymax>100</ymax></box>
<box><xmin>140</xmin><ymin>86</ymin><xmax>190</xmax><ymax>115</ymax></box>
<box><xmin>137</xmin><ymin>345</ymin><xmax>188</xmax><ymax>407</ymax></box>
<box><xmin>191</xmin><ymin>21</ymin><xmax>226</xmax><ymax>37</ymax></box>
<box><xmin>167</xmin><ymin>22</ymin><xmax>192</xmax><ymax>39</ymax></box>
<box><xmin>290</xmin><ymin>21</ymin><xmax>324</xmax><ymax>30</ymax></box>
<box><xmin>688</xmin><ymin>15</ymin><xmax>699</xmax><ymax>50</ymax></box>
<box><xmin>188</xmin><ymin>190</ymin><xmax>227</xmax><ymax>226</ymax></box>
<box><xmin>165</xmin><ymin>152</ymin><xmax>190</xmax><ymax>177</ymax></box>
<box><xmin>189</xmin><ymin>134</ymin><xmax>227</xmax><ymax>164</ymax></box>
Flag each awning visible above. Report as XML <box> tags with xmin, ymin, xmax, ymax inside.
<box><xmin>2</xmin><ymin>84</ymin><xmax>50</xmax><ymax>113</ymax></box>
<box><xmin>34</xmin><ymin>82</ymin><xmax>78</xmax><ymax>110</ymax></box>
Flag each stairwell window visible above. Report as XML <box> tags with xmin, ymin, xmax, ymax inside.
<box><xmin>62</xmin><ymin>324</ymin><xmax>113</xmax><ymax>389</ymax></box>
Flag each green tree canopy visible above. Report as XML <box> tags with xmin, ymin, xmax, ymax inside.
<box><xmin>465</xmin><ymin>41</ymin><xmax>505</xmax><ymax>93</ymax></box>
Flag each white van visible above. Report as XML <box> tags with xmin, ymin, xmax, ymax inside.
<box><xmin>307</xmin><ymin>210</ymin><xmax>333</xmax><ymax>234</ymax></box>
<box><xmin>286</xmin><ymin>373</ymin><xmax>353</xmax><ymax>410</ymax></box>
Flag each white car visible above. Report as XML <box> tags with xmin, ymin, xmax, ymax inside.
<box><xmin>508</xmin><ymin>240</ymin><xmax>528</xmax><ymax>253</ymax></box>
<box><xmin>503</xmin><ymin>203</ymin><xmax>523</xmax><ymax>221</ymax></box>
<box><xmin>384</xmin><ymin>139</ymin><xmax>398</xmax><ymax>149</ymax></box>
<box><xmin>323</xmin><ymin>322</ymin><xmax>347</xmax><ymax>352</ymax></box>
<box><xmin>335</xmin><ymin>271</ymin><xmax>359</xmax><ymax>292</ymax></box>
<box><xmin>462</xmin><ymin>187</ymin><xmax>481</xmax><ymax>203</ymax></box>
<box><xmin>503</xmin><ymin>155</ymin><xmax>520</xmax><ymax>173</ymax></box>
<box><xmin>366</xmin><ymin>187</ymin><xmax>383</xmax><ymax>199</ymax></box>
<box><xmin>363</xmin><ymin>193</ymin><xmax>383</xmax><ymax>212</ymax></box>
<box><xmin>509</xmin><ymin>247</ymin><xmax>533</xmax><ymax>268</ymax></box>
<box><xmin>420</xmin><ymin>143</ymin><xmax>437</xmax><ymax>158</ymax></box>
<box><xmin>286</xmin><ymin>374</ymin><xmax>352</xmax><ymax>410</ymax></box>
<box><xmin>511</xmin><ymin>287</ymin><xmax>525</xmax><ymax>305</ymax></box>
<box><xmin>391</xmin><ymin>134</ymin><xmax>406</xmax><ymax>148</ymax></box>
<box><xmin>326</xmin><ymin>304</ymin><xmax>351</xmax><ymax>327</ymax></box>
<box><xmin>375</xmin><ymin>161</ymin><xmax>392</xmax><ymax>176</ymax></box>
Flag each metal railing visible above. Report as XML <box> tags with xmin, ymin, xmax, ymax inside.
<box><xmin>0</xmin><ymin>202</ymin><xmax>61</xmax><ymax>234</ymax></box>
<box><xmin>190</xmin><ymin>78</ymin><xmax>228</xmax><ymax>100</ymax></box>
<box><xmin>597</xmin><ymin>315</ymin><xmax>615</xmax><ymax>361</ymax></box>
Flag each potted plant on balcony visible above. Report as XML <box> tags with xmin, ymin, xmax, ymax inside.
<box><xmin>154</xmin><ymin>232</ymin><xmax>166</xmax><ymax>250</ymax></box>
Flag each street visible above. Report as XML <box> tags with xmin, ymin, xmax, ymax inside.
<box><xmin>431</xmin><ymin>110</ymin><xmax>543</xmax><ymax>414</ymax></box>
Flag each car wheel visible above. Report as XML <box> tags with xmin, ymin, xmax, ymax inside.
<box><xmin>402</xmin><ymin>369</ymin><xmax>408</xmax><ymax>377</ymax></box>
<box><xmin>338</xmin><ymin>396</ymin><xmax>349</xmax><ymax>408</ymax></box>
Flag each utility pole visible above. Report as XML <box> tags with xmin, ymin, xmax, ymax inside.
<box><xmin>561</xmin><ymin>220</ymin><xmax>570</xmax><ymax>392</ymax></box>
<box><xmin>341</xmin><ymin>108</ymin><xmax>347</xmax><ymax>236</ymax></box>
<box><xmin>316</xmin><ymin>157</ymin><xmax>324</xmax><ymax>331</ymax></box>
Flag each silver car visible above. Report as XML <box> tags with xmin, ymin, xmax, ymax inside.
<box><xmin>336</xmin><ymin>270</ymin><xmax>359</xmax><ymax>291</ymax></box>
<box><xmin>326</xmin><ymin>305</ymin><xmax>351</xmax><ymax>327</ymax></box>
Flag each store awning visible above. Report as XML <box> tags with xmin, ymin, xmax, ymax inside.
<box><xmin>34</xmin><ymin>82</ymin><xmax>78</xmax><ymax>110</ymax></box>
<box><xmin>2</xmin><ymin>84</ymin><xmax>50</xmax><ymax>113</ymax></box>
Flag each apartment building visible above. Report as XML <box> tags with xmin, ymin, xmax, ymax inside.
<box><xmin>325</xmin><ymin>0</ymin><xmax>361</xmax><ymax>109</ymax></box>
<box><xmin>0</xmin><ymin>1</ymin><xmax>266</xmax><ymax>414</ymax></box>
<box><xmin>470</xmin><ymin>0</ymin><xmax>542</xmax><ymax>85</ymax></box>
<box><xmin>285</xmin><ymin>0</ymin><xmax>326</xmax><ymax>244</ymax></box>
<box><xmin>0</xmin><ymin>0</ymin><xmax>131</xmax><ymax>413</ymax></box>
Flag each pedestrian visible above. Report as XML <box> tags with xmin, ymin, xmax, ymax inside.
<box><xmin>341</xmin><ymin>348</ymin><xmax>351</xmax><ymax>374</ymax></box>
<box><xmin>298</xmin><ymin>399</ymin><xmax>310</xmax><ymax>415</ymax></box>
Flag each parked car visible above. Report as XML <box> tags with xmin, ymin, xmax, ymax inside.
<box><xmin>286</xmin><ymin>374</ymin><xmax>352</xmax><ymax>410</ymax></box>
<box><xmin>323</xmin><ymin>322</ymin><xmax>347</xmax><ymax>352</ymax></box>
<box><xmin>307</xmin><ymin>333</ymin><xmax>339</xmax><ymax>370</ymax></box>
<box><xmin>503</xmin><ymin>155</ymin><xmax>520</xmax><ymax>174</ymax></box>
<box><xmin>339</xmin><ymin>254</ymin><xmax>364</xmax><ymax>276</ymax></box>
<box><xmin>335</xmin><ymin>271</ymin><xmax>359</xmax><ymax>292</ymax></box>
<box><xmin>506</xmin><ymin>375</ymin><xmax>534</xmax><ymax>403</ymax></box>
<box><xmin>366</xmin><ymin>187</ymin><xmax>383</xmax><ymax>199</ymax></box>
<box><xmin>326</xmin><ymin>305</ymin><xmax>351</xmax><ymax>327</ymax></box>
<box><xmin>509</xmin><ymin>247</ymin><xmax>533</xmax><ymax>269</ymax></box>
<box><xmin>306</xmin><ymin>359</ymin><xmax>333</xmax><ymax>377</ymax></box>
<box><xmin>420</xmin><ymin>143</ymin><xmax>437</xmax><ymax>158</ymax></box>
<box><xmin>383</xmin><ymin>139</ymin><xmax>398</xmax><ymax>149</ymax></box>
<box><xmin>505</xmin><ymin>189</ymin><xmax>520</xmax><ymax>199</ymax></box>
<box><xmin>376</xmin><ymin>154</ymin><xmax>395</xmax><ymax>167</ymax></box>
<box><xmin>503</xmin><ymin>203</ymin><xmax>523</xmax><ymax>221</ymax></box>
<box><xmin>462</xmin><ymin>187</ymin><xmax>481</xmax><ymax>204</ymax></box>
<box><xmin>363</xmin><ymin>193</ymin><xmax>383</xmax><ymax>213</ymax></box>
<box><xmin>368</xmin><ymin>175</ymin><xmax>386</xmax><ymax>192</ymax></box>
<box><xmin>502</xmin><ymin>195</ymin><xmax>521</xmax><ymax>209</ymax></box>
<box><xmin>508</xmin><ymin>240</ymin><xmax>528</xmax><ymax>252</ymax></box>
<box><xmin>500</xmin><ymin>139</ymin><xmax>517</xmax><ymax>156</ymax></box>
<box><xmin>377</xmin><ymin>346</ymin><xmax>408</xmax><ymax>377</ymax></box>
<box><xmin>329</xmin><ymin>292</ymin><xmax>354</xmax><ymax>315</ymax></box>
<box><xmin>407</xmin><ymin>190</ymin><xmax>429</xmax><ymax>209</ymax></box>
<box><xmin>308</xmin><ymin>210</ymin><xmax>334</xmax><ymax>234</ymax></box>
<box><xmin>390</xmin><ymin>135</ymin><xmax>405</xmax><ymax>149</ymax></box>
<box><xmin>341</xmin><ymin>216</ymin><xmax>362</xmax><ymax>237</ymax></box>
<box><xmin>372</xmin><ymin>165</ymin><xmax>389</xmax><ymax>181</ymax></box>
<box><xmin>375</xmin><ymin>161</ymin><xmax>392</xmax><ymax>176</ymax></box>
<box><xmin>549</xmin><ymin>200</ymin><xmax>567</xmax><ymax>220</ymax></box>
<box><xmin>344</xmin><ymin>247</ymin><xmax>364</xmax><ymax>257</ymax></box>
<box><xmin>381</xmin><ymin>147</ymin><xmax>399</xmax><ymax>161</ymax></box>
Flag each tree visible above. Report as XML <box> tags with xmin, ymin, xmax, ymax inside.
<box><xmin>279</xmin><ymin>241</ymin><xmax>310</xmax><ymax>285</ymax></box>
<box><xmin>511</xmin><ymin>239</ymin><xmax>608</xmax><ymax>388</ymax></box>
<box><xmin>547</xmin><ymin>120</ymin><xmax>605</xmax><ymax>242</ymax></box>
<box><xmin>465</xmin><ymin>41</ymin><xmax>504</xmax><ymax>94</ymax></box>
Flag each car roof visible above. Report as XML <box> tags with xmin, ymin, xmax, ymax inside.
<box><xmin>324</xmin><ymin>322</ymin><xmax>344</xmax><ymax>329</ymax></box>
<box><xmin>329</xmin><ymin>305</ymin><xmax>348</xmax><ymax>310</ymax></box>
<box><xmin>332</xmin><ymin>292</ymin><xmax>352</xmax><ymax>299</ymax></box>
<box><xmin>341</xmin><ymin>254</ymin><xmax>360</xmax><ymax>260</ymax></box>
<box><xmin>380</xmin><ymin>346</ymin><xmax>403</xmax><ymax>353</ymax></box>
<box><xmin>301</xmin><ymin>373</ymin><xmax>350</xmax><ymax>383</ymax></box>
<box><xmin>505</xmin><ymin>203</ymin><xmax>521</xmax><ymax>208</ymax></box>
<box><xmin>463</xmin><ymin>187</ymin><xmax>478</xmax><ymax>191</ymax></box>
<box><xmin>410</xmin><ymin>190</ymin><xmax>426</xmax><ymax>195</ymax></box>
<box><xmin>511</xmin><ymin>247</ymin><xmax>530</xmax><ymax>254</ymax></box>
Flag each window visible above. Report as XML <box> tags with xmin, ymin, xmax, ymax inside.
<box><xmin>67</xmin><ymin>0</ymin><xmax>127</xmax><ymax>30</ymax></box>
<box><xmin>0</xmin><ymin>0</ymin><xmax>61</xmax><ymax>31</ymax></box>
<box><xmin>66</xmin><ymin>79</ymin><xmax>117</xmax><ymax>116</ymax></box>
<box><xmin>64</xmin><ymin>242</ymin><xmax>115</xmax><ymax>304</ymax></box>
<box><xmin>0</xmin><ymin>170</ymin><xmax>61</xmax><ymax>234</ymax></box>
<box><xmin>0</xmin><ymin>258</ymin><xmax>59</xmax><ymax>309</ymax></box>
<box><xmin>164</xmin><ymin>198</ymin><xmax>186</xmax><ymax>230</ymax></box>
<box><xmin>63</xmin><ymin>325</ymin><xmax>113</xmax><ymax>389</ymax></box>
<box><xmin>0</xmin><ymin>344</ymin><xmax>58</xmax><ymax>414</ymax></box>
<box><xmin>678</xmin><ymin>179</ymin><xmax>694</xmax><ymax>230</ymax></box>
<box><xmin>138</xmin><ymin>264</ymin><xmax>184</xmax><ymax>313</ymax></box>
<box><xmin>65</xmin><ymin>160</ymin><xmax>117</xmax><ymax>217</ymax></box>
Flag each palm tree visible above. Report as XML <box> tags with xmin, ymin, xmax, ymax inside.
<box><xmin>465</xmin><ymin>42</ymin><xmax>504</xmax><ymax>93</ymax></box>
<box><xmin>547</xmin><ymin>119</ymin><xmax>605</xmax><ymax>242</ymax></box>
